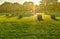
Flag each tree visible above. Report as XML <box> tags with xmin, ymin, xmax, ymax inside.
<box><xmin>0</xmin><ymin>2</ymin><xmax>24</xmax><ymax>13</ymax></box>
<box><xmin>23</xmin><ymin>1</ymin><xmax>35</xmax><ymax>13</ymax></box>
<box><xmin>41</xmin><ymin>0</ymin><xmax>58</xmax><ymax>5</ymax></box>
<box><xmin>39</xmin><ymin>0</ymin><xmax>59</xmax><ymax>13</ymax></box>
<box><xmin>0</xmin><ymin>2</ymin><xmax>13</xmax><ymax>12</ymax></box>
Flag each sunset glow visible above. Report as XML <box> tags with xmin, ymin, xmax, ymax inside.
<box><xmin>0</xmin><ymin>0</ymin><xmax>41</xmax><ymax>5</ymax></box>
<box><xmin>0</xmin><ymin>0</ymin><xmax>60</xmax><ymax>5</ymax></box>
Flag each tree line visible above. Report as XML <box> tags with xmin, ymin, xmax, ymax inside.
<box><xmin>0</xmin><ymin>1</ymin><xmax>60</xmax><ymax>13</ymax></box>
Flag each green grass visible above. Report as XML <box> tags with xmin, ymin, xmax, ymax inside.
<box><xmin>0</xmin><ymin>12</ymin><xmax>33</xmax><ymax>17</ymax></box>
<box><xmin>0</xmin><ymin>14</ymin><xmax>60</xmax><ymax>39</ymax></box>
<box><xmin>45</xmin><ymin>12</ymin><xmax>60</xmax><ymax>17</ymax></box>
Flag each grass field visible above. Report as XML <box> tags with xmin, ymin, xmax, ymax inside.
<box><xmin>46</xmin><ymin>12</ymin><xmax>60</xmax><ymax>17</ymax></box>
<box><xmin>0</xmin><ymin>13</ymin><xmax>60</xmax><ymax>39</ymax></box>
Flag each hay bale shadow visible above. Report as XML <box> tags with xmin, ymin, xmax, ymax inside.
<box><xmin>54</xmin><ymin>19</ymin><xmax>60</xmax><ymax>21</ymax></box>
<box><xmin>50</xmin><ymin>15</ymin><xmax>60</xmax><ymax>21</ymax></box>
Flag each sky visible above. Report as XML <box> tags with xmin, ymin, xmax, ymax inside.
<box><xmin>0</xmin><ymin>0</ymin><xmax>60</xmax><ymax>5</ymax></box>
<box><xmin>0</xmin><ymin>0</ymin><xmax>41</xmax><ymax>5</ymax></box>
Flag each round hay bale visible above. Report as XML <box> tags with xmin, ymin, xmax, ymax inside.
<box><xmin>18</xmin><ymin>14</ymin><xmax>23</xmax><ymax>19</ymax></box>
<box><xmin>37</xmin><ymin>15</ymin><xmax>43</xmax><ymax>21</ymax></box>
<box><xmin>5</xmin><ymin>13</ymin><xmax>9</xmax><ymax>16</ymax></box>
<box><xmin>51</xmin><ymin>15</ymin><xmax>56</xmax><ymax>19</ymax></box>
<box><xmin>5</xmin><ymin>13</ymin><xmax>13</xmax><ymax>18</ymax></box>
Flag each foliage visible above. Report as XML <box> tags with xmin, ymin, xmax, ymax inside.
<box><xmin>0</xmin><ymin>1</ymin><xmax>60</xmax><ymax>13</ymax></box>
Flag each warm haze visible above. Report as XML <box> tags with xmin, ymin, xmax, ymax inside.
<box><xmin>0</xmin><ymin>0</ymin><xmax>60</xmax><ymax>5</ymax></box>
<box><xmin>0</xmin><ymin>0</ymin><xmax>41</xmax><ymax>5</ymax></box>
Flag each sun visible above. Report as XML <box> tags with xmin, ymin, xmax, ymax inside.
<box><xmin>31</xmin><ymin>0</ymin><xmax>40</xmax><ymax>5</ymax></box>
<box><xmin>26</xmin><ymin>0</ymin><xmax>40</xmax><ymax>5</ymax></box>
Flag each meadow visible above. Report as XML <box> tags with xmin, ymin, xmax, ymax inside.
<box><xmin>0</xmin><ymin>13</ymin><xmax>60</xmax><ymax>39</ymax></box>
<box><xmin>46</xmin><ymin>12</ymin><xmax>60</xmax><ymax>17</ymax></box>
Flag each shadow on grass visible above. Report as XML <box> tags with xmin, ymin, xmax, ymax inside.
<box><xmin>53</xmin><ymin>19</ymin><xmax>60</xmax><ymax>21</ymax></box>
<box><xmin>38</xmin><ymin>19</ymin><xmax>44</xmax><ymax>21</ymax></box>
